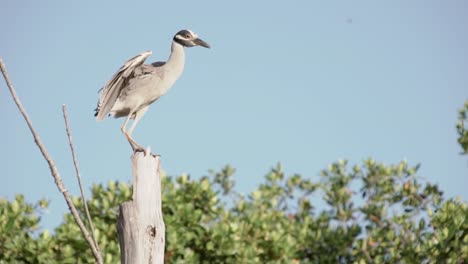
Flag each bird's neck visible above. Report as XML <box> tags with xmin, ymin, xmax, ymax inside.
<box><xmin>165</xmin><ymin>41</ymin><xmax>185</xmax><ymax>79</ymax></box>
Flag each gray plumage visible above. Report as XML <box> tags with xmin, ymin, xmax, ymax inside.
<box><xmin>95</xmin><ymin>29</ymin><xmax>210</xmax><ymax>150</ymax></box>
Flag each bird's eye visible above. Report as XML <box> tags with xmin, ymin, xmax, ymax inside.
<box><xmin>185</xmin><ymin>34</ymin><xmax>191</xmax><ymax>39</ymax></box>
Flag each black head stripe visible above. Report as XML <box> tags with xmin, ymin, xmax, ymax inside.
<box><xmin>175</xmin><ymin>30</ymin><xmax>191</xmax><ymax>37</ymax></box>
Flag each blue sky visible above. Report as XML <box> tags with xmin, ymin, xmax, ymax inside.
<box><xmin>1</xmin><ymin>1</ymin><xmax>467</xmax><ymax>230</ymax></box>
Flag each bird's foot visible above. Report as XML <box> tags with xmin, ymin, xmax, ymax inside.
<box><xmin>131</xmin><ymin>144</ymin><xmax>155</xmax><ymax>157</ymax></box>
<box><xmin>127</xmin><ymin>139</ymin><xmax>159</xmax><ymax>157</ymax></box>
<box><xmin>132</xmin><ymin>145</ymin><xmax>145</xmax><ymax>152</ymax></box>
<box><xmin>128</xmin><ymin>140</ymin><xmax>144</xmax><ymax>152</ymax></box>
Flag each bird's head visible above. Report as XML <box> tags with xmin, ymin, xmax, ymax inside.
<box><xmin>173</xmin><ymin>29</ymin><xmax>210</xmax><ymax>48</ymax></box>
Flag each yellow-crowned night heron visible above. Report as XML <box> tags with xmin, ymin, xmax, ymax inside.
<box><xmin>95</xmin><ymin>29</ymin><xmax>210</xmax><ymax>150</ymax></box>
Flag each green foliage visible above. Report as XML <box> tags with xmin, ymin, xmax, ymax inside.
<box><xmin>1</xmin><ymin>161</ymin><xmax>466</xmax><ymax>263</ymax></box>
<box><xmin>457</xmin><ymin>100</ymin><xmax>468</xmax><ymax>155</ymax></box>
<box><xmin>1</xmin><ymin>101</ymin><xmax>467</xmax><ymax>263</ymax></box>
<box><xmin>0</xmin><ymin>195</ymin><xmax>55</xmax><ymax>263</ymax></box>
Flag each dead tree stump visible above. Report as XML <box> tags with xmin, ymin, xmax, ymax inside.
<box><xmin>117</xmin><ymin>150</ymin><xmax>165</xmax><ymax>264</ymax></box>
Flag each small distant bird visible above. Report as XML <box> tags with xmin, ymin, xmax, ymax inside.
<box><xmin>95</xmin><ymin>29</ymin><xmax>210</xmax><ymax>150</ymax></box>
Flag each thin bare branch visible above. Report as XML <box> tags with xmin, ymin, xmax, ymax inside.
<box><xmin>0</xmin><ymin>58</ymin><xmax>103</xmax><ymax>264</ymax></box>
<box><xmin>62</xmin><ymin>104</ymin><xmax>102</xmax><ymax>257</ymax></box>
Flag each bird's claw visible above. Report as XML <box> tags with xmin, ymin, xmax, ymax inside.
<box><xmin>132</xmin><ymin>145</ymin><xmax>145</xmax><ymax>152</ymax></box>
<box><xmin>131</xmin><ymin>144</ymin><xmax>153</xmax><ymax>156</ymax></box>
<box><xmin>128</xmin><ymin>140</ymin><xmax>144</xmax><ymax>152</ymax></box>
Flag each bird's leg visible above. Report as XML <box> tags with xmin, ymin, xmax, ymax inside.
<box><xmin>120</xmin><ymin>114</ymin><xmax>131</xmax><ymax>136</ymax></box>
<box><xmin>128</xmin><ymin>136</ymin><xmax>143</xmax><ymax>151</ymax></box>
<box><xmin>121</xmin><ymin>114</ymin><xmax>143</xmax><ymax>151</ymax></box>
<box><xmin>127</xmin><ymin>134</ymin><xmax>143</xmax><ymax>151</ymax></box>
<box><xmin>126</xmin><ymin>107</ymin><xmax>149</xmax><ymax>151</ymax></box>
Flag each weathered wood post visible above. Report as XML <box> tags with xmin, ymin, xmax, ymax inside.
<box><xmin>117</xmin><ymin>149</ymin><xmax>165</xmax><ymax>263</ymax></box>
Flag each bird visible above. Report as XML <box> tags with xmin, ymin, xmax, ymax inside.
<box><xmin>94</xmin><ymin>29</ymin><xmax>210</xmax><ymax>151</ymax></box>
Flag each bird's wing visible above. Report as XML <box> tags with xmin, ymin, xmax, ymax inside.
<box><xmin>95</xmin><ymin>50</ymin><xmax>153</xmax><ymax>121</ymax></box>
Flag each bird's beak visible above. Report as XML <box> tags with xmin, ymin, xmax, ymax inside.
<box><xmin>193</xmin><ymin>38</ymin><xmax>210</xmax><ymax>48</ymax></box>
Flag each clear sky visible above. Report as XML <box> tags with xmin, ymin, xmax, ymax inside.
<box><xmin>1</xmin><ymin>1</ymin><xmax>467</xmax><ymax>230</ymax></box>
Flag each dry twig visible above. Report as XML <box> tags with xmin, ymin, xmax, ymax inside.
<box><xmin>62</xmin><ymin>105</ymin><xmax>102</xmax><ymax>257</ymax></box>
<box><xmin>0</xmin><ymin>58</ymin><xmax>103</xmax><ymax>264</ymax></box>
